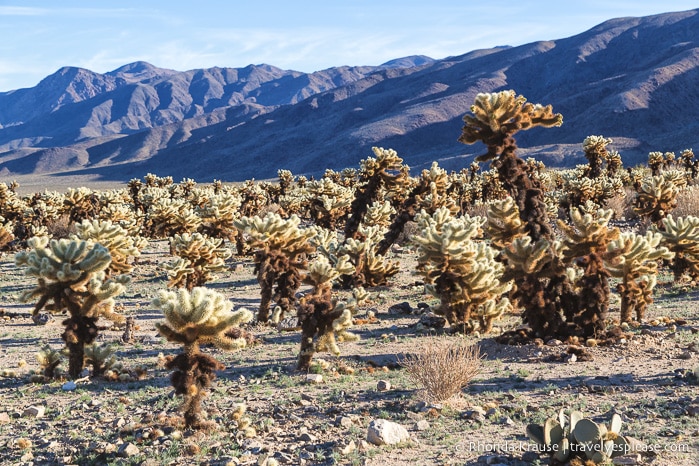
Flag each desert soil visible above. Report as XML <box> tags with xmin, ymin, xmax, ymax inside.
<box><xmin>1</xmin><ymin>237</ymin><xmax>698</xmax><ymax>466</ymax></box>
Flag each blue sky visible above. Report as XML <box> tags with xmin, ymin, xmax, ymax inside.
<box><xmin>1</xmin><ymin>1</ymin><xmax>698</xmax><ymax>92</ymax></box>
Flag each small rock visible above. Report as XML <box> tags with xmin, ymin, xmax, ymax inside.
<box><xmin>388</xmin><ymin>302</ymin><xmax>412</xmax><ymax>315</ymax></box>
<box><xmin>415</xmin><ymin>420</ymin><xmax>429</xmax><ymax>431</ymax></box>
<box><xmin>546</xmin><ymin>339</ymin><xmax>563</xmax><ymax>346</ymax></box>
<box><xmin>678</xmin><ymin>351</ymin><xmax>692</xmax><ymax>360</ymax></box>
<box><xmin>20</xmin><ymin>452</ymin><xmax>34</xmax><ymax>462</ymax></box>
<box><xmin>23</xmin><ymin>406</ymin><xmax>45</xmax><ymax>418</ymax></box>
<box><xmin>334</xmin><ymin>440</ymin><xmax>356</xmax><ymax>456</ymax></box>
<box><xmin>567</xmin><ymin>353</ymin><xmax>578</xmax><ymax>363</ymax></box>
<box><xmin>377</xmin><ymin>380</ymin><xmax>391</xmax><ymax>391</ymax></box>
<box><xmin>485</xmin><ymin>408</ymin><xmax>498</xmax><ymax>418</ymax></box>
<box><xmin>686</xmin><ymin>405</ymin><xmax>699</xmax><ymax>417</ymax></box>
<box><xmin>366</xmin><ymin>419</ymin><xmax>410</xmax><ymax>446</ymax></box>
<box><xmin>0</xmin><ymin>412</ymin><xmax>10</xmax><ymax>424</ymax></box>
<box><xmin>499</xmin><ymin>416</ymin><xmax>514</xmax><ymax>426</ymax></box>
<box><xmin>336</xmin><ymin>416</ymin><xmax>354</xmax><ymax>428</ymax></box>
<box><xmin>117</xmin><ymin>442</ymin><xmax>139</xmax><ymax>458</ymax></box>
<box><xmin>521</xmin><ymin>451</ymin><xmax>539</xmax><ymax>462</ymax></box>
<box><xmin>298</xmin><ymin>432</ymin><xmax>317</xmax><ymax>442</ymax></box>
<box><xmin>305</xmin><ymin>374</ymin><xmax>323</xmax><ymax>384</ymax></box>
<box><xmin>358</xmin><ymin>440</ymin><xmax>372</xmax><ymax>452</ymax></box>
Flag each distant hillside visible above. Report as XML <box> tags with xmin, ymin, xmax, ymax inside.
<box><xmin>1</xmin><ymin>9</ymin><xmax>698</xmax><ymax>182</ymax></box>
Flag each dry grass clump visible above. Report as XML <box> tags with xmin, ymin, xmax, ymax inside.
<box><xmin>672</xmin><ymin>185</ymin><xmax>699</xmax><ymax>218</ymax></box>
<box><xmin>400</xmin><ymin>337</ymin><xmax>483</xmax><ymax>403</ymax></box>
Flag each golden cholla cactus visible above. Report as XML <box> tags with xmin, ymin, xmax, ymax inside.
<box><xmin>362</xmin><ymin>200</ymin><xmax>395</xmax><ymax>228</ymax></box>
<box><xmin>304</xmin><ymin>177</ymin><xmax>354</xmax><ymax>230</ymax></box>
<box><xmin>648</xmin><ymin>151</ymin><xmax>664</xmax><ymax>175</ymax></box>
<box><xmin>680</xmin><ymin>148</ymin><xmax>698</xmax><ymax>178</ymax></box>
<box><xmin>337</xmin><ymin>223</ymin><xmax>400</xmax><ymax>288</ymax></box>
<box><xmin>165</xmin><ymin>232</ymin><xmax>231</xmax><ymax>290</ymax></box>
<box><xmin>15</xmin><ymin>236</ymin><xmax>130</xmax><ymax>378</ymax></box>
<box><xmin>296</xmin><ymin>255</ymin><xmax>365</xmax><ymax>370</ymax></box>
<box><xmin>63</xmin><ymin>187</ymin><xmax>100</xmax><ymax>223</ymax></box>
<box><xmin>558</xmin><ymin>208</ymin><xmax>619</xmax><ymax>261</ymax></box>
<box><xmin>654</xmin><ymin>215</ymin><xmax>699</xmax><ymax>282</ymax></box>
<box><xmin>582</xmin><ymin>135</ymin><xmax>612</xmax><ymax>179</ymax></box>
<box><xmin>154</xmin><ymin>287</ymin><xmax>252</xmax><ymax>429</ymax></box>
<box><xmin>459</xmin><ymin>90</ymin><xmax>562</xmax><ymax>162</ymax></box>
<box><xmin>604</xmin><ymin>231</ymin><xmax>673</xmax><ymax>322</ymax></box>
<box><xmin>557</xmin><ymin>208</ymin><xmax>620</xmax><ymax>335</ymax></box>
<box><xmin>377</xmin><ymin>161</ymin><xmax>458</xmax><ymax>256</ymax></box>
<box><xmin>486</xmin><ymin>197</ymin><xmax>527</xmax><ymax>249</ymax></box>
<box><xmin>147</xmin><ymin>197</ymin><xmax>202</xmax><ymax>238</ymax></box>
<box><xmin>0</xmin><ymin>216</ymin><xmax>14</xmax><ymax>251</ymax></box>
<box><xmin>345</xmin><ymin>147</ymin><xmax>410</xmax><ymax>241</ymax></box>
<box><xmin>633</xmin><ymin>175</ymin><xmax>679</xmax><ymax>226</ymax></box>
<box><xmin>413</xmin><ymin>207</ymin><xmax>511</xmax><ymax>333</ymax></box>
<box><xmin>196</xmin><ymin>192</ymin><xmax>242</xmax><ymax>244</ymax></box>
<box><xmin>73</xmin><ymin>219</ymin><xmax>141</xmax><ymax>276</ymax></box>
<box><xmin>98</xmin><ymin>203</ymin><xmax>142</xmax><ymax>237</ymax></box>
<box><xmin>235</xmin><ymin>213</ymin><xmax>316</xmax><ymax>323</ymax></box>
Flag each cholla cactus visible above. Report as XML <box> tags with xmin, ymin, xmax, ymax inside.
<box><xmin>680</xmin><ymin>148</ymin><xmax>698</xmax><ymax>178</ymax></box>
<box><xmin>633</xmin><ymin>175</ymin><xmax>679</xmax><ymax>226</ymax></box>
<box><xmin>147</xmin><ymin>197</ymin><xmax>202</xmax><ymax>238</ymax></box>
<box><xmin>165</xmin><ymin>232</ymin><xmax>231</xmax><ymax>290</ymax></box>
<box><xmin>234</xmin><ymin>213</ymin><xmax>315</xmax><ymax>322</ymax></box>
<box><xmin>377</xmin><ymin>161</ymin><xmax>458</xmax><ymax>255</ymax></box>
<box><xmin>605</xmin><ymin>231</ymin><xmax>673</xmax><ymax>322</ymax></box>
<box><xmin>345</xmin><ymin>147</ymin><xmax>410</xmax><ymax>241</ymax></box>
<box><xmin>154</xmin><ymin>287</ymin><xmax>252</xmax><ymax>429</ymax></box>
<box><xmin>648</xmin><ymin>151</ymin><xmax>664</xmax><ymax>176</ymax></box>
<box><xmin>63</xmin><ymin>187</ymin><xmax>100</xmax><ymax>223</ymax></box>
<box><xmin>0</xmin><ymin>216</ymin><xmax>14</xmax><ymax>251</ymax></box>
<box><xmin>582</xmin><ymin>135</ymin><xmax>613</xmax><ymax>179</ymax></box>
<box><xmin>485</xmin><ymin>197</ymin><xmax>527</xmax><ymax>249</ymax></box>
<box><xmin>413</xmin><ymin>207</ymin><xmax>512</xmax><ymax>333</ymax></box>
<box><xmin>297</xmin><ymin>255</ymin><xmax>366</xmax><ymax>370</ymax></box>
<box><xmin>337</xmin><ymin>223</ymin><xmax>400</xmax><ymax>288</ymax></box>
<box><xmin>304</xmin><ymin>177</ymin><xmax>354</xmax><ymax>230</ymax></box>
<box><xmin>15</xmin><ymin>237</ymin><xmax>130</xmax><ymax>378</ymax></box>
<box><xmin>654</xmin><ymin>215</ymin><xmax>699</xmax><ymax>282</ymax></box>
<box><xmin>196</xmin><ymin>192</ymin><xmax>242</xmax><ymax>244</ymax></box>
<box><xmin>558</xmin><ymin>208</ymin><xmax>620</xmax><ymax>335</ymax></box>
<box><xmin>73</xmin><ymin>219</ymin><xmax>141</xmax><ymax>276</ymax></box>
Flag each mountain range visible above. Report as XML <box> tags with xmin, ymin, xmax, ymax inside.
<box><xmin>1</xmin><ymin>8</ymin><xmax>699</xmax><ymax>183</ymax></box>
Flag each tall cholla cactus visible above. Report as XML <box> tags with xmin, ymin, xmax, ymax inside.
<box><xmin>73</xmin><ymin>219</ymin><xmax>141</xmax><ymax>276</ymax></box>
<box><xmin>297</xmin><ymin>255</ymin><xmax>367</xmax><ymax>371</ymax></box>
<box><xmin>154</xmin><ymin>287</ymin><xmax>253</xmax><ymax>429</ymax></box>
<box><xmin>196</xmin><ymin>191</ymin><xmax>242</xmax><ymax>244</ymax></box>
<box><xmin>653</xmin><ymin>215</ymin><xmax>699</xmax><ymax>282</ymax></box>
<box><xmin>558</xmin><ymin>208</ymin><xmax>620</xmax><ymax>335</ymax></box>
<box><xmin>15</xmin><ymin>237</ymin><xmax>130</xmax><ymax>378</ymax></box>
<box><xmin>582</xmin><ymin>135</ymin><xmax>612</xmax><ymax>179</ymax></box>
<box><xmin>413</xmin><ymin>206</ymin><xmax>512</xmax><ymax>333</ymax></box>
<box><xmin>165</xmin><ymin>232</ymin><xmax>231</xmax><ymax>290</ymax></box>
<box><xmin>234</xmin><ymin>213</ymin><xmax>315</xmax><ymax>323</ymax></box>
<box><xmin>604</xmin><ymin>232</ymin><xmax>673</xmax><ymax>322</ymax></box>
<box><xmin>345</xmin><ymin>146</ymin><xmax>410</xmax><ymax>241</ymax></box>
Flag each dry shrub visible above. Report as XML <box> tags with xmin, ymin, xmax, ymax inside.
<box><xmin>672</xmin><ymin>186</ymin><xmax>699</xmax><ymax>218</ymax></box>
<box><xmin>46</xmin><ymin>213</ymin><xmax>75</xmax><ymax>239</ymax></box>
<box><xmin>605</xmin><ymin>186</ymin><xmax>637</xmax><ymax>220</ymax></box>
<box><xmin>400</xmin><ymin>337</ymin><xmax>482</xmax><ymax>403</ymax></box>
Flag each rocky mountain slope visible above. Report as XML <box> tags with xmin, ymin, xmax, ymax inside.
<box><xmin>1</xmin><ymin>9</ymin><xmax>698</xmax><ymax>182</ymax></box>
